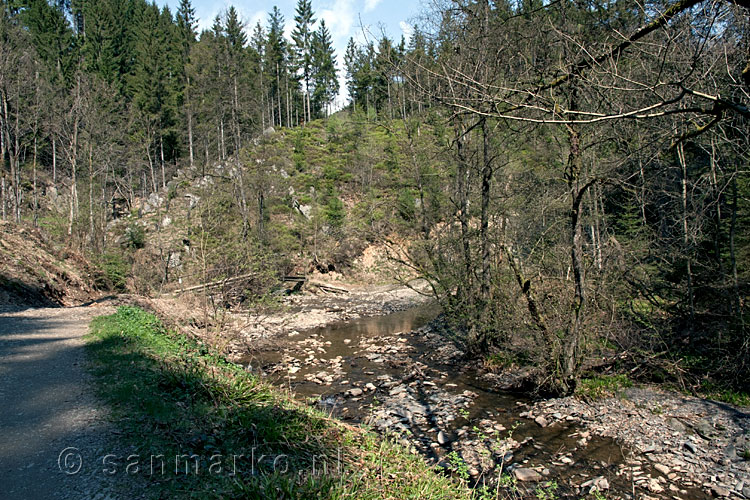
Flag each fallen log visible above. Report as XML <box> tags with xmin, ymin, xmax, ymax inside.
<box><xmin>175</xmin><ymin>274</ymin><xmax>307</xmax><ymax>295</ymax></box>
<box><xmin>307</xmin><ymin>279</ymin><xmax>349</xmax><ymax>294</ymax></box>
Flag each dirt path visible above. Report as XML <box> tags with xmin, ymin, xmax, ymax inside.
<box><xmin>0</xmin><ymin>303</ymin><xmax>125</xmax><ymax>500</ymax></box>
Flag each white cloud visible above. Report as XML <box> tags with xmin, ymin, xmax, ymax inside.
<box><xmin>319</xmin><ymin>0</ymin><xmax>356</xmax><ymax>40</ymax></box>
<box><xmin>399</xmin><ymin>21</ymin><xmax>413</xmax><ymax>44</ymax></box>
<box><xmin>249</xmin><ymin>10</ymin><xmax>267</xmax><ymax>31</ymax></box>
<box><xmin>193</xmin><ymin>3</ymin><xmax>265</xmax><ymax>40</ymax></box>
<box><xmin>364</xmin><ymin>0</ymin><xmax>383</xmax><ymax>12</ymax></box>
<box><xmin>284</xmin><ymin>18</ymin><xmax>296</xmax><ymax>40</ymax></box>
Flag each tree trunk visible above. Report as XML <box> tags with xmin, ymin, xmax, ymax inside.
<box><xmin>68</xmin><ymin>141</ymin><xmax>78</xmax><ymax>236</ymax></box>
<box><xmin>676</xmin><ymin>142</ymin><xmax>695</xmax><ymax>326</ymax></box>
<box><xmin>186</xmin><ymin>75</ymin><xmax>195</xmax><ymax>170</ymax></box>
<box><xmin>88</xmin><ymin>144</ymin><xmax>95</xmax><ymax>245</ymax></box>
<box><xmin>709</xmin><ymin>140</ymin><xmax>726</xmax><ymax>312</ymax></box>
<box><xmin>32</xmin><ymin>135</ymin><xmax>38</xmax><ymax>227</ymax></box>
<box><xmin>160</xmin><ymin>134</ymin><xmax>166</xmax><ymax>189</ymax></box>
<box><xmin>562</xmin><ymin>119</ymin><xmax>588</xmax><ymax>394</ymax></box>
<box><xmin>11</xmin><ymin>80</ymin><xmax>21</xmax><ymax>223</ymax></box>
<box><xmin>146</xmin><ymin>139</ymin><xmax>157</xmax><ymax>194</ymax></box>
<box><xmin>480</xmin><ymin>118</ymin><xmax>492</xmax><ymax>300</ymax></box>
<box><xmin>259</xmin><ymin>68</ymin><xmax>265</xmax><ymax>131</ymax></box>
<box><xmin>68</xmin><ymin>78</ymin><xmax>81</xmax><ymax>237</ymax></box>
<box><xmin>232</xmin><ymin>75</ymin><xmax>249</xmax><ymax>239</ymax></box>
<box><xmin>276</xmin><ymin>64</ymin><xmax>282</xmax><ymax>127</ymax></box>
<box><xmin>258</xmin><ymin>190</ymin><xmax>265</xmax><ymax>243</ymax></box>
<box><xmin>219</xmin><ymin>119</ymin><xmax>226</xmax><ymax>160</ymax></box>
<box><xmin>32</xmin><ymin>71</ymin><xmax>40</xmax><ymax>227</ymax></box>
<box><xmin>52</xmin><ymin>137</ymin><xmax>57</xmax><ymax>185</ymax></box>
<box><xmin>729</xmin><ymin>173</ymin><xmax>742</xmax><ymax>322</ymax></box>
<box><xmin>0</xmin><ymin>91</ymin><xmax>5</xmax><ymax>221</ymax></box>
<box><xmin>285</xmin><ymin>73</ymin><xmax>290</xmax><ymax>127</ymax></box>
<box><xmin>455</xmin><ymin>125</ymin><xmax>472</xmax><ymax>294</ymax></box>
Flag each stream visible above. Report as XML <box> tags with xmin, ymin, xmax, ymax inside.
<box><xmin>239</xmin><ymin>304</ymin><xmax>708</xmax><ymax>498</ymax></box>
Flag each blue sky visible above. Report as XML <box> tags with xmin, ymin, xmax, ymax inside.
<box><xmin>160</xmin><ymin>0</ymin><xmax>423</xmax><ymax>107</ymax></box>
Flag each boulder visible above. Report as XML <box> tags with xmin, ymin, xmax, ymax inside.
<box><xmin>513</xmin><ymin>468</ymin><xmax>542</xmax><ymax>482</ymax></box>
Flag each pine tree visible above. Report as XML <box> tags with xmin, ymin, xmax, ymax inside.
<box><xmin>130</xmin><ymin>1</ymin><xmax>172</xmax><ymax>191</ymax></box>
<box><xmin>310</xmin><ymin>20</ymin><xmax>337</xmax><ymax>118</ymax></box>
<box><xmin>72</xmin><ymin>0</ymin><xmax>131</xmax><ymax>94</ymax></box>
<box><xmin>344</xmin><ymin>37</ymin><xmax>357</xmax><ymax>111</ymax></box>
<box><xmin>176</xmin><ymin>0</ymin><xmax>197</xmax><ymax>168</ymax></box>
<box><xmin>291</xmin><ymin>0</ymin><xmax>315</xmax><ymax>123</ymax></box>
<box><xmin>265</xmin><ymin>6</ymin><xmax>287</xmax><ymax>127</ymax></box>
<box><xmin>344</xmin><ymin>40</ymin><xmax>373</xmax><ymax>115</ymax></box>
<box><xmin>19</xmin><ymin>0</ymin><xmax>76</xmax><ymax>84</ymax></box>
<box><xmin>176</xmin><ymin>0</ymin><xmax>197</xmax><ymax>48</ymax></box>
<box><xmin>250</xmin><ymin>21</ymin><xmax>267</xmax><ymax>130</ymax></box>
<box><xmin>373</xmin><ymin>36</ymin><xmax>394</xmax><ymax>116</ymax></box>
<box><xmin>223</xmin><ymin>6</ymin><xmax>247</xmax><ymax>153</ymax></box>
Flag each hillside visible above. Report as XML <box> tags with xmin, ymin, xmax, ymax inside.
<box><xmin>95</xmin><ymin>114</ymin><xmax>419</xmax><ymax>300</ymax></box>
<box><xmin>0</xmin><ymin>221</ymin><xmax>100</xmax><ymax>309</ymax></box>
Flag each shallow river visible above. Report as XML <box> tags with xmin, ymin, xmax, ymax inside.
<box><xmin>240</xmin><ymin>304</ymin><xmax>703</xmax><ymax>498</ymax></box>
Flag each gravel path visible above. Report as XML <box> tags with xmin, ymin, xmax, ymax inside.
<box><xmin>0</xmin><ymin>303</ymin><xmax>128</xmax><ymax>500</ymax></box>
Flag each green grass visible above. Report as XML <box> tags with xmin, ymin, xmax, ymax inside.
<box><xmin>699</xmin><ymin>381</ymin><xmax>750</xmax><ymax>407</ymax></box>
<box><xmin>576</xmin><ymin>374</ymin><xmax>632</xmax><ymax>401</ymax></box>
<box><xmin>86</xmin><ymin>306</ymin><xmax>473</xmax><ymax>499</ymax></box>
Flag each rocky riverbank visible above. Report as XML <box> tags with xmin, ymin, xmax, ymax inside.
<box><xmin>526</xmin><ymin>387</ymin><xmax>750</xmax><ymax>499</ymax></box>
<box><xmin>153</xmin><ymin>284</ymin><xmax>749</xmax><ymax>499</ymax></box>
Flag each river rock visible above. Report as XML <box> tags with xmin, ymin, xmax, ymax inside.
<box><xmin>437</xmin><ymin>430</ymin><xmax>454</xmax><ymax>446</ymax></box>
<box><xmin>684</xmin><ymin>441</ymin><xmax>699</xmax><ymax>453</ymax></box>
<box><xmin>668</xmin><ymin>417</ymin><xmax>687</xmax><ymax>432</ymax></box>
<box><xmin>648</xmin><ymin>478</ymin><xmax>664</xmax><ymax>493</ymax></box>
<box><xmin>694</xmin><ymin>420</ymin><xmax>715</xmax><ymax>439</ymax></box>
<box><xmin>365</xmin><ymin>383</ymin><xmax>376</xmax><ymax>391</ymax></box>
<box><xmin>654</xmin><ymin>464</ymin><xmax>670</xmax><ymax>475</ymax></box>
<box><xmin>346</xmin><ymin>388</ymin><xmax>363</xmax><ymax>397</ymax></box>
<box><xmin>535</xmin><ymin>415</ymin><xmax>549</xmax><ymax>428</ymax></box>
<box><xmin>390</xmin><ymin>385</ymin><xmax>407</xmax><ymax>396</ymax></box>
<box><xmin>582</xmin><ymin>476</ymin><xmax>609</xmax><ymax>492</ymax></box>
<box><xmin>709</xmin><ymin>484</ymin><xmax>730</xmax><ymax>497</ymax></box>
<box><xmin>513</xmin><ymin>468</ymin><xmax>542</xmax><ymax>482</ymax></box>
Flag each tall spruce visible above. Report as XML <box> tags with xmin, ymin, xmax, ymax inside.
<box><xmin>176</xmin><ymin>0</ymin><xmax>197</xmax><ymax>169</ymax></box>
<box><xmin>310</xmin><ymin>19</ymin><xmax>337</xmax><ymax>118</ymax></box>
<box><xmin>291</xmin><ymin>0</ymin><xmax>315</xmax><ymax>123</ymax></box>
<box><xmin>265</xmin><ymin>6</ymin><xmax>287</xmax><ymax>127</ymax></box>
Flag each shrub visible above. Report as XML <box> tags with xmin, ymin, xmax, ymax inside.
<box><xmin>96</xmin><ymin>253</ymin><xmax>128</xmax><ymax>291</ymax></box>
<box><xmin>576</xmin><ymin>374</ymin><xmax>632</xmax><ymax>400</ymax></box>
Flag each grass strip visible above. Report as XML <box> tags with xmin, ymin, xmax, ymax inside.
<box><xmin>86</xmin><ymin>305</ymin><xmax>473</xmax><ymax>499</ymax></box>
